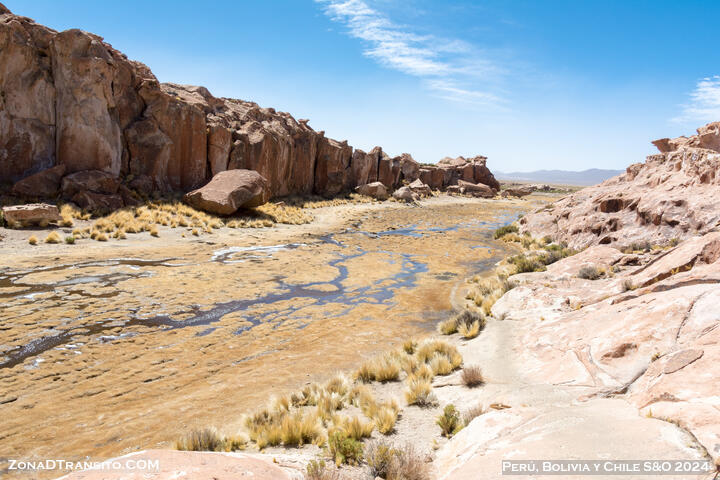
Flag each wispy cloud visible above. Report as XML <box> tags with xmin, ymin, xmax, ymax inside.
<box><xmin>316</xmin><ymin>0</ymin><xmax>505</xmax><ymax>108</ymax></box>
<box><xmin>675</xmin><ymin>76</ymin><xmax>720</xmax><ymax>123</ymax></box>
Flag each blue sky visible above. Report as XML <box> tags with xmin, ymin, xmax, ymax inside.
<box><xmin>6</xmin><ymin>0</ymin><xmax>720</xmax><ymax>171</ymax></box>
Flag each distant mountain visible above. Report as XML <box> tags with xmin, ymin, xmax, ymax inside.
<box><xmin>494</xmin><ymin>168</ymin><xmax>624</xmax><ymax>186</ymax></box>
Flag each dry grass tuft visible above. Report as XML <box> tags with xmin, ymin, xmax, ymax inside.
<box><xmin>404</xmin><ymin>378</ymin><xmax>437</xmax><ymax>407</ymax></box>
<box><xmin>458</xmin><ymin>320</ymin><xmax>481</xmax><ymax>339</ymax></box>
<box><xmin>306</xmin><ymin>460</ymin><xmax>341</xmax><ymax>480</ymax></box>
<box><xmin>28</xmin><ymin>235</ymin><xmax>38</xmax><ymax>245</ymax></box>
<box><xmin>463</xmin><ymin>403</ymin><xmax>485</xmax><ymax>424</ymax></box>
<box><xmin>176</xmin><ymin>428</ymin><xmax>225</xmax><ymax>451</ymax></box>
<box><xmin>461</xmin><ymin>365</ymin><xmax>484</xmax><ymax>387</ymax></box>
<box><xmin>44</xmin><ymin>231</ymin><xmax>62</xmax><ymax>244</ymax></box>
<box><xmin>356</xmin><ymin>353</ymin><xmax>401</xmax><ymax>383</ymax></box>
<box><xmin>334</xmin><ymin>415</ymin><xmax>374</xmax><ymax>440</ymax></box>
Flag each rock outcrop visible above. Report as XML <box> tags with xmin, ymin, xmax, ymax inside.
<box><xmin>2</xmin><ymin>203</ymin><xmax>60</xmax><ymax>225</ymax></box>
<box><xmin>183</xmin><ymin>169</ymin><xmax>269</xmax><ymax>215</ymax></box>
<box><xmin>0</xmin><ymin>4</ymin><xmax>498</xmax><ymax>210</ymax></box>
<box><xmin>519</xmin><ymin>122</ymin><xmax>720</xmax><ymax>249</ymax></box>
<box><xmin>354</xmin><ymin>181</ymin><xmax>389</xmax><ymax>200</ymax></box>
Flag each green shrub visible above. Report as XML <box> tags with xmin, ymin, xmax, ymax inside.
<box><xmin>327</xmin><ymin>430</ymin><xmax>363</xmax><ymax>466</ymax></box>
<box><xmin>436</xmin><ymin>404</ymin><xmax>463</xmax><ymax>437</ymax></box>
<box><xmin>64</xmin><ymin>235</ymin><xmax>75</xmax><ymax>244</ymax></box>
<box><xmin>366</xmin><ymin>441</ymin><xmax>397</xmax><ymax>478</ymax></box>
<box><xmin>494</xmin><ymin>224</ymin><xmax>518</xmax><ymax>239</ymax></box>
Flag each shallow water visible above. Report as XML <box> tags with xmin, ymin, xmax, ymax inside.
<box><xmin>0</xmin><ymin>199</ymin><xmax>529</xmax><ymax>469</ymax></box>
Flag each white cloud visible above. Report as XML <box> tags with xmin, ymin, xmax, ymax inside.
<box><xmin>676</xmin><ymin>76</ymin><xmax>720</xmax><ymax>123</ymax></box>
<box><xmin>316</xmin><ymin>0</ymin><xmax>504</xmax><ymax>107</ymax></box>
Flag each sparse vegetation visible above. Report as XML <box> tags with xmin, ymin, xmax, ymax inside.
<box><xmin>578</xmin><ymin>265</ymin><xmax>603</xmax><ymax>280</ymax></box>
<box><xmin>404</xmin><ymin>377</ymin><xmax>437</xmax><ymax>407</ymax></box>
<box><xmin>463</xmin><ymin>403</ymin><xmax>485</xmax><ymax>424</ymax></box>
<box><xmin>175</xmin><ymin>428</ymin><xmax>226</xmax><ymax>451</ymax></box>
<box><xmin>28</xmin><ymin>235</ymin><xmax>38</xmax><ymax>245</ymax></box>
<box><xmin>438</xmin><ymin>310</ymin><xmax>485</xmax><ymax>336</ymax></box>
<box><xmin>494</xmin><ymin>224</ymin><xmax>518</xmax><ymax>239</ymax></box>
<box><xmin>365</xmin><ymin>441</ymin><xmax>430</xmax><ymax>480</ymax></box>
<box><xmin>461</xmin><ymin>365</ymin><xmax>484</xmax><ymax>387</ymax></box>
<box><xmin>44</xmin><ymin>231</ymin><xmax>61</xmax><ymax>244</ymax></box>
<box><xmin>64</xmin><ymin>235</ymin><xmax>75</xmax><ymax>244</ymax></box>
<box><xmin>327</xmin><ymin>430</ymin><xmax>364</xmax><ymax>466</ymax></box>
<box><xmin>436</xmin><ymin>404</ymin><xmax>463</xmax><ymax>437</ymax></box>
<box><xmin>306</xmin><ymin>460</ymin><xmax>340</xmax><ymax>480</ymax></box>
<box><xmin>356</xmin><ymin>352</ymin><xmax>401</xmax><ymax>383</ymax></box>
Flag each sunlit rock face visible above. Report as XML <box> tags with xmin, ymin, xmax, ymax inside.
<box><xmin>520</xmin><ymin>122</ymin><xmax>720</xmax><ymax>249</ymax></box>
<box><xmin>1</xmin><ymin>4</ymin><xmax>498</xmax><ymax>205</ymax></box>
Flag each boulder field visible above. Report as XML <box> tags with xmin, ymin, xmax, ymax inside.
<box><xmin>519</xmin><ymin>121</ymin><xmax>720</xmax><ymax>249</ymax></box>
<box><xmin>0</xmin><ymin>3</ymin><xmax>498</xmax><ymax>210</ymax></box>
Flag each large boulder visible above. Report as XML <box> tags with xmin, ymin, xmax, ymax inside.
<box><xmin>355</xmin><ymin>181</ymin><xmax>388</xmax><ymax>200</ymax></box>
<box><xmin>457</xmin><ymin>179</ymin><xmax>495</xmax><ymax>198</ymax></box>
<box><xmin>71</xmin><ymin>191</ymin><xmax>124</xmax><ymax>212</ymax></box>
<box><xmin>408</xmin><ymin>178</ymin><xmax>431</xmax><ymax>197</ymax></box>
<box><xmin>502</xmin><ymin>185</ymin><xmax>534</xmax><ymax>197</ymax></box>
<box><xmin>398</xmin><ymin>153</ymin><xmax>420</xmax><ymax>182</ymax></box>
<box><xmin>2</xmin><ymin>203</ymin><xmax>60</xmax><ymax>226</ymax></box>
<box><xmin>11</xmin><ymin>165</ymin><xmax>66</xmax><ymax>198</ymax></box>
<box><xmin>392</xmin><ymin>186</ymin><xmax>418</xmax><ymax>202</ymax></box>
<box><xmin>61</xmin><ymin>170</ymin><xmax>121</xmax><ymax>198</ymax></box>
<box><xmin>183</xmin><ymin>169</ymin><xmax>269</xmax><ymax>215</ymax></box>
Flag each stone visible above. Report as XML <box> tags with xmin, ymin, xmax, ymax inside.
<box><xmin>207</xmin><ymin>125</ymin><xmax>232</xmax><ymax>176</ymax></box>
<box><xmin>11</xmin><ymin>165</ymin><xmax>66</xmax><ymax>198</ymax></box>
<box><xmin>355</xmin><ymin>181</ymin><xmax>389</xmax><ymax>200</ymax></box>
<box><xmin>56</xmin><ymin>450</ymin><xmax>304</xmax><ymax>480</ymax></box>
<box><xmin>2</xmin><ymin>203</ymin><xmax>60</xmax><ymax>226</ymax></box>
<box><xmin>398</xmin><ymin>153</ymin><xmax>420</xmax><ymax>182</ymax></box>
<box><xmin>71</xmin><ymin>191</ymin><xmax>124</xmax><ymax>212</ymax></box>
<box><xmin>408</xmin><ymin>179</ymin><xmax>431</xmax><ymax>197</ymax></box>
<box><xmin>392</xmin><ymin>186</ymin><xmax>418</xmax><ymax>202</ymax></box>
<box><xmin>183</xmin><ymin>169</ymin><xmax>269</xmax><ymax>215</ymax></box>
<box><xmin>457</xmin><ymin>180</ymin><xmax>495</xmax><ymax>198</ymax></box>
<box><xmin>502</xmin><ymin>185</ymin><xmax>534</xmax><ymax>197</ymax></box>
<box><xmin>313</xmin><ymin>137</ymin><xmax>352</xmax><ymax>196</ymax></box>
<box><xmin>61</xmin><ymin>170</ymin><xmax>121</xmax><ymax>198</ymax></box>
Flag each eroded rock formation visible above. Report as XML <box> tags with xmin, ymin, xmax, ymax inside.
<box><xmin>0</xmin><ymin>4</ymin><xmax>498</xmax><ymax>209</ymax></box>
<box><xmin>520</xmin><ymin>122</ymin><xmax>720</xmax><ymax>249</ymax></box>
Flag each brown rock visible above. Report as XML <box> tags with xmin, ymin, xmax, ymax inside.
<box><xmin>355</xmin><ymin>181</ymin><xmax>389</xmax><ymax>200</ymax></box>
<box><xmin>399</xmin><ymin>153</ymin><xmax>420</xmax><ymax>182</ymax></box>
<box><xmin>408</xmin><ymin>179</ymin><xmax>431</xmax><ymax>197</ymax></box>
<box><xmin>502</xmin><ymin>186</ymin><xmax>534</xmax><ymax>197</ymax></box>
<box><xmin>71</xmin><ymin>191</ymin><xmax>124</xmax><ymax>212</ymax></box>
<box><xmin>11</xmin><ymin>165</ymin><xmax>66</xmax><ymax>198</ymax></box>
<box><xmin>2</xmin><ymin>203</ymin><xmax>60</xmax><ymax>225</ymax></box>
<box><xmin>183</xmin><ymin>169</ymin><xmax>269</xmax><ymax>215</ymax></box>
<box><xmin>313</xmin><ymin>137</ymin><xmax>352</xmax><ymax>196</ymax></box>
<box><xmin>61</xmin><ymin>170</ymin><xmax>120</xmax><ymax>198</ymax></box>
<box><xmin>207</xmin><ymin>125</ymin><xmax>232</xmax><ymax>176</ymax></box>
<box><xmin>457</xmin><ymin>179</ymin><xmax>494</xmax><ymax>198</ymax></box>
<box><xmin>392</xmin><ymin>185</ymin><xmax>418</xmax><ymax>202</ymax></box>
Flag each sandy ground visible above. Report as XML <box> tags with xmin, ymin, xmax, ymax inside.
<box><xmin>0</xmin><ymin>194</ymin><xmax>552</xmax><ymax>479</ymax></box>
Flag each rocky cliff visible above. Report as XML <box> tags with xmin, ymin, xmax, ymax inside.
<box><xmin>0</xmin><ymin>4</ymin><xmax>498</xmax><ymax>207</ymax></box>
<box><xmin>519</xmin><ymin>122</ymin><xmax>720</xmax><ymax>249</ymax></box>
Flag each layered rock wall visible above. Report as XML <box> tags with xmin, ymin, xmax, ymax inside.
<box><xmin>0</xmin><ymin>4</ymin><xmax>498</xmax><ymax>207</ymax></box>
<box><xmin>520</xmin><ymin>122</ymin><xmax>720</xmax><ymax>249</ymax></box>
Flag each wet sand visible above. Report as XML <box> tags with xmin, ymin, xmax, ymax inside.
<box><xmin>0</xmin><ymin>194</ymin><xmax>549</xmax><ymax>476</ymax></box>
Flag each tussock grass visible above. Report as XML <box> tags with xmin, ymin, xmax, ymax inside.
<box><xmin>367</xmin><ymin>441</ymin><xmax>431</xmax><ymax>480</ymax></box>
<box><xmin>404</xmin><ymin>378</ymin><xmax>437</xmax><ymax>407</ymax></box>
<box><xmin>578</xmin><ymin>265</ymin><xmax>603</xmax><ymax>280</ymax></box>
<box><xmin>176</xmin><ymin>428</ymin><xmax>225</xmax><ymax>451</ymax></box>
<box><xmin>415</xmin><ymin>339</ymin><xmax>462</xmax><ymax>370</ymax></box>
<box><xmin>463</xmin><ymin>403</ymin><xmax>485</xmax><ymax>424</ymax></box>
<box><xmin>356</xmin><ymin>353</ymin><xmax>401</xmax><ymax>383</ymax></box>
<box><xmin>458</xmin><ymin>320</ymin><xmax>481</xmax><ymax>339</ymax></box>
<box><xmin>493</xmin><ymin>224</ymin><xmax>518</xmax><ymax>239</ymax></box>
<box><xmin>334</xmin><ymin>415</ymin><xmax>374</xmax><ymax>440</ymax></box>
<box><xmin>44</xmin><ymin>231</ymin><xmax>61</xmax><ymax>244</ymax></box>
<box><xmin>429</xmin><ymin>354</ymin><xmax>453</xmax><ymax>376</ymax></box>
<box><xmin>461</xmin><ymin>365</ymin><xmax>484</xmax><ymax>387</ymax></box>
<box><xmin>28</xmin><ymin>235</ymin><xmax>38</xmax><ymax>245</ymax></box>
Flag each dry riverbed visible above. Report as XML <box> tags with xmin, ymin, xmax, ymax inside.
<box><xmin>0</xmin><ymin>194</ymin><xmax>551</xmax><ymax>478</ymax></box>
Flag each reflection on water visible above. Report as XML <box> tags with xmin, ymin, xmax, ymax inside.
<box><xmin>0</xmin><ymin>213</ymin><xmax>517</xmax><ymax>370</ymax></box>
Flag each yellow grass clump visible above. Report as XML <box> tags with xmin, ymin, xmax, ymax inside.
<box><xmin>44</xmin><ymin>231</ymin><xmax>62</xmax><ymax>244</ymax></box>
<box><xmin>28</xmin><ymin>235</ymin><xmax>38</xmax><ymax>245</ymax></box>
